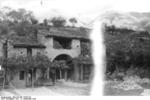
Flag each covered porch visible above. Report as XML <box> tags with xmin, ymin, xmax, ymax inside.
<box><xmin>73</xmin><ymin>56</ymin><xmax>93</xmax><ymax>82</ymax></box>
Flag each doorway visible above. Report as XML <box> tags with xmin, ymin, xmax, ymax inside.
<box><xmin>53</xmin><ymin>54</ymin><xmax>73</xmax><ymax>80</ymax></box>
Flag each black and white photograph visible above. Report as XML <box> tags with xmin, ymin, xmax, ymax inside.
<box><xmin>0</xmin><ymin>0</ymin><xmax>95</xmax><ymax>97</ymax></box>
<box><xmin>1</xmin><ymin>0</ymin><xmax>150</xmax><ymax>98</ymax></box>
<box><xmin>102</xmin><ymin>1</ymin><xmax>150</xmax><ymax>96</ymax></box>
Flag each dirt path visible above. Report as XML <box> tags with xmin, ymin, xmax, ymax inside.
<box><xmin>0</xmin><ymin>81</ymin><xmax>91</xmax><ymax>96</ymax></box>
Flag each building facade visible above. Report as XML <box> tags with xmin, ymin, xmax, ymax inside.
<box><xmin>1</xmin><ymin>27</ymin><xmax>92</xmax><ymax>88</ymax></box>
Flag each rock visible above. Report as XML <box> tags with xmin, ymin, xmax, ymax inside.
<box><xmin>141</xmin><ymin>89</ymin><xmax>150</xmax><ymax>96</ymax></box>
<box><xmin>123</xmin><ymin>76</ymin><xmax>141</xmax><ymax>83</ymax></box>
<box><xmin>112</xmin><ymin>80</ymin><xmax>143</xmax><ymax>90</ymax></box>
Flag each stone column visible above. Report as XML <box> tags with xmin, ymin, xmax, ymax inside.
<box><xmin>31</xmin><ymin>68</ymin><xmax>34</xmax><ymax>89</ymax></box>
<box><xmin>89</xmin><ymin>65</ymin><xmax>94</xmax><ymax>81</ymax></box>
<box><xmin>64</xmin><ymin>69</ymin><xmax>67</xmax><ymax>81</ymax></box>
<box><xmin>73</xmin><ymin>60</ymin><xmax>80</xmax><ymax>81</ymax></box>
<box><xmin>47</xmin><ymin>67</ymin><xmax>50</xmax><ymax>79</ymax></box>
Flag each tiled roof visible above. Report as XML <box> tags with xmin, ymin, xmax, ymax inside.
<box><xmin>11</xmin><ymin>27</ymin><xmax>91</xmax><ymax>48</ymax></box>
<box><xmin>39</xmin><ymin>27</ymin><xmax>91</xmax><ymax>40</ymax></box>
<box><xmin>12</xmin><ymin>36</ymin><xmax>46</xmax><ymax>48</ymax></box>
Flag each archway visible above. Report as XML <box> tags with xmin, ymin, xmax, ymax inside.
<box><xmin>53</xmin><ymin>54</ymin><xmax>74</xmax><ymax>80</ymax></box>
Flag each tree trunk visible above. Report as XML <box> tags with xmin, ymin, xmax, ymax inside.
<box><xmin>80</xmin><ymin>65</ymin><xmax>83</xmax><ymax>81</ymax></box>
<box><xmin>64</xmin><ymin>69</ymin><xmax>67</xmax><ymax>81</ymax></box>
<box><xmin>25</xmin><ymin>71</ymin><xmax>27</xmax><ymax>87</ymax></box>
<box><xmin>60</xmin><ymin>69</ymin><xmax>62</xmax><ymax>79</ymax></box>
<box><xmin>2</xmin><ymin>71</ymin><xmax>5</xmax><ymax>89</ymax></box>
<box><xmin>3</xmin><ymin>40</ymin><xmax>8</xmax><ymax>89</ymax></box>
<box><xmin>31</xmin><ymin>69</ymin><xmax>34</xmax><ymax>90</ymax></box>
<box><xmin>89</xmin><ymin>66</ymin><xmax>94</xmax><ymax>82</ymax></box>
<box><xmin>73</xmin><ymin>60</ymin><xmax>80</xmax><ymax>81</ymax></box>
<box><xmin>47</xmin><ymin>67</ymin><xmax>50</xmax><ymax>79</ymax></box>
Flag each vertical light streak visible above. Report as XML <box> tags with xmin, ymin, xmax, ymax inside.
<box><xmin>91</xmin><ymin>21</ymin><xmax>105</xmax><ymax>96</ymax></box>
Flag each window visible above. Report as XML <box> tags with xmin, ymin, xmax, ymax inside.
<box><xmin>19</xmin><ymin>71</ymin><xmax>25</xmax><ymax>80</ymax></box>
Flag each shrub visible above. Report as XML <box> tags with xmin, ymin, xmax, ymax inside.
<box><xmin>6</xmin><ymin>54</ymin><xmax>52</xmax><ymax>70</ymax></box>
<box><xmin>104</xmin><ymin>24</ymin><xmax>150</xmax><ymax>79</ymax></box>
<box><xmin>50</xmin><ymin>16</ymin><xmax>66</xmax><ymax>27</ymax></box>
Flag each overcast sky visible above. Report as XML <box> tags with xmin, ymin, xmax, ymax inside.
<box><xmin>0</xmin><ymin>0</ymin><xmax>105</xmax><ymax>24</ymax></box>
<box><xmin>1</xmin><ymin>0</ymin><xmax>150</xmax><ymax>27</ymax></box>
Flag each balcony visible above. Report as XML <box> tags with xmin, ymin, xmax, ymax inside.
<box><xmin>53</xmin><ymin>37</ymin><xmax>72</xmax><ymax>50</ymax></box>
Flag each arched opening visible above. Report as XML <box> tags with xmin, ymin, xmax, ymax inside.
<box><xmin>53</xmin><ymin>54</ymin><xmax>74</xmax><ymax>80</ymax></box>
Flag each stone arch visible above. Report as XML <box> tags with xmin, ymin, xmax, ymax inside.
<box><xmin>52</xmin><ymin>54</ymin><xmax>74</xmax><ymax>80</ymax></box>
<box><xmin>51</xmin><ymin>52</ymin><xmax>74</xmax><ymax>61</ymax></box>
<box><xmin>53</xmin><ymin>54</ymin><xmax>72</xmax><ymax>62</ymax></box>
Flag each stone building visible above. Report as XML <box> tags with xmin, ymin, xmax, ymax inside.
<box><xmin>39</xmin><ymin>27</ymin><xmax>93</xmax><ymax>81</ymax></box>
<box><xmin>0</xmin><ymin>27</ymin><xmax>92</xmax><ymax>87</ymax></box>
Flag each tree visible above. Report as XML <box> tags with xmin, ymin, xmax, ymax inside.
<box><xmin>0</xmin><ymin>7</ymin><xmax>39</xmax><ymax>37</ymax></box>
<box><xmin>30</xmin><ymin>17</ymin><xmax>38</xmax><ymax>25</ymax></box>
<box><xmin>69</xmin><ymin>17</ymin><xmax>77</xmax><ymax>27</ymax></box>
<box><xmin>43</xmin><ymin>19</ymin><xmax>48</xmax><ymax>26</ymax></box>
<box><xmin>7</xmin><ymin>54</ymin><xmax>51</xmax><ymax>70</ymax></box>
<box><xmin>6</xmin><ymin>54</ymin><xmax>52</xmax><ymax>88</ymax></box>
<box><xmin>104</xmin><ymin>24</ymin><xmax>150</xmax><ymax>75</ymax></box>
<box><xmin>0</xmin><ymin>18</ymin><xmax>14</xmax><ymax>89</ymax></box>
<box><xmin>50</xmin><ymin>16</ymin><xmax>66</xmax><ymax>27</ymax></box>
<box><xmin>80</xmin><ymin>40</ymin><xmax>92</xmax><ymax>58</ymax></box>
<box><xmin>7</xmin><ymin>8</ymin><xmax>34</xmax><ymax>23</ymax></box>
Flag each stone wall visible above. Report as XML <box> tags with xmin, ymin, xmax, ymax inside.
<box><xmin>43</xmin><ymin>37</ymin><xmax>81</xmax><ymax>61</ymax></box>
<box><xmin>8</xmin><ymin>43</ymin><xmax>27</xmax><ymax>58</ymax></box>
<box><xmin>11</xmin><ymin>71</ymin><xmax>26</xmax><ymax>88</ymax></box>
<box><xmin>32</xmin><ymin>48</ymin><xmax>46</xmax><ymax>56</ymax></box>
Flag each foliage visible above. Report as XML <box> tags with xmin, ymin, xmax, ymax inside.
<box><xmin>50</xmin><ymin>16</ymin><xmax>66</xmax><ymax>27</ymax></box>
<box><xmin>73</xmin><ymin>54</ymin><xmax>93</xmax><ymax>65</ymax></box>
<box><xmin>12</xmin><ymin>21</ymin><xmax>38</xmax><ymax>37</ymax></box>
<box><xmin>104</xmin><ymin>24</ymin><xmax>150</xmax><ymax>77</ymax></box>
<box><xmin>51</xmin><ymin>60</ymin><xmax>69</xmax><ymax>69</ymax></box>
<box><xmin>69</xmin><ymin>17</ymin><xmax>77</xmax><ymax>27</ymax></box>
<box><xmin>6</xmin><ymin>54</ymin><xmax>71</xmax><ymax>70</ymax></box>
<box><xmin>43</xmin><ymin>19</ymin><xmax>48</xmax><ymax>26</ymax></box>
<box><xmin>6</xmin><ymin>8</ymin><xmax>34</xmax><ymax>23</ymax></box>
<box><xmin>0</xmin><ymin>7</ymin><xmax>38</xmax><ymax>37</ymax></box>
<box><xmin>32</xmin><ymin>53</ymin><xmax>51</xmax><ymax>68</ymax></box>
<box><xmin>73</xmin><ymin>40</ymin><xmax>93</xmax><ymax>64</ymax></box>
<box><xmin>6</xmin><ymin>54</ymin><xmax>52</xmax><ymax>70</ymax></box>
<box><xmin>30</xmin><ymin>17</ymin><xmax>38</xmax><ymax>25</ymax></box>
<box><xmin>0</xmin><ymin>22</ymin><xmax>12</xmax><ymax>39</ymax></box>
<box><xmin>80</xmin><ymin>41</ymin><xmax>91</xmax><ymax>57</ymax></box>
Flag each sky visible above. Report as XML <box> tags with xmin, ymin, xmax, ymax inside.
<box><xmin>0</xmin><ymin>0</ymin><xmax>106</xmax><ymax>26</ymax></box>
<box><xmin>1</xmin><ymin>0</ymin><xmax>150</xmax><ymax>27</ymax></box>
<box><xmin>1</xmin><ymin>0</ymin><xmax>150</xmax><ymax>97</ymax></box>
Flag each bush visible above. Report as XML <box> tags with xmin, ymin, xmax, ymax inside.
<box><xmin>50</xmin><ymin>16</ymin><xmax>66</xmax><ymax>27</ymax></box>
<box><xmin>6</xmin><ymin>53</ymin><xmax>52</xmax><ymax>70</ymax></box>
<box><xmin>104</xmin><ymin>24</ymin><xmax>150</xmax><ymax>80</ymax></box>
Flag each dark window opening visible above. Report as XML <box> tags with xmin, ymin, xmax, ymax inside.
<box><xmin>27</xmin><ymin>48</ymin><xmax>32</xmax><ymax>57</ymax></box>
<box><xmin>53</xmin><ymin>37</ymin><xmax>72</xmax><ymax>49</ymax></box>
<box><xmin>19</xmin><ymin>71</ymin><xmax>25</xmax><ymax>80</ymax></box>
